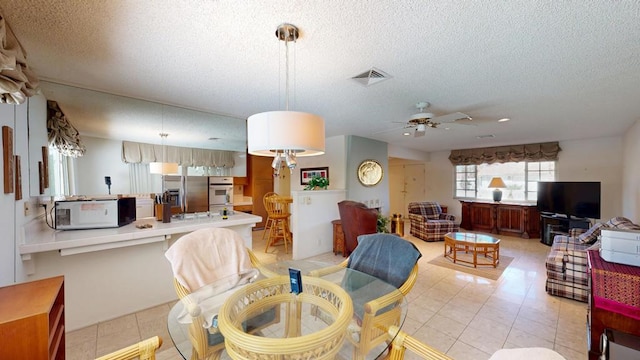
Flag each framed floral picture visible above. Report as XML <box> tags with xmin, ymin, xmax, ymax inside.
<box><xmin>300</xmin><ymin>167</ymin><xmax>329</xmax><ymax>185</ymax></box>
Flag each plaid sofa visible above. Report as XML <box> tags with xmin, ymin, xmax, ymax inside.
<box><xmin>408</xmin><ymin>202</ymin><xmax>459</xmax><ymax>242</ymax></box>
<box><xmin>545</xmin><ymin>217</ymin><xmax>640</xmax><ymax>302</ymax></box>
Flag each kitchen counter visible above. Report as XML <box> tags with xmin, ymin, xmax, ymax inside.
<box><xmin>20</xmin><ymin>211</ymin><xmax>262</xmax><ymax>257</ymax></box>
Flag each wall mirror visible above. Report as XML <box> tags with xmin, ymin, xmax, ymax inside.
<box><xmin>27</xmin><ymin>94</ymin><xmax>50</xmax><ymax>197</ymax></box>
<box><xmin>35</xmin><ymin>81</ymin><xmax>247</xmax><ymax>193</ymax></box>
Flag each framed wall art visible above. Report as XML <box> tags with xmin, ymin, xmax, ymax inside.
<box><xmin>300</xmin><ymin>167</ymin><xmax>329</xmax><ymax>185</ymax></box>
<box><xmin>2</xmin><ymin>126</ymin><xmax>14</xmax><ymax>194</ymax></box>
<box><xmin>14</xmin><ymin>155</ymin><xmax>21</xmax><ymax>200</ymax></box>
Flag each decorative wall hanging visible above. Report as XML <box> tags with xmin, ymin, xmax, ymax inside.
<box><xmin>14</xmin><ymin>155</ymin><xmax>21</xmax><ymax>200</ymax></box>
<box><xmin>38</xmin><ymin>161</ymin><xmax>44</xmax><ymax>194</ymax></box>
<box><xmin>357</xmin><ymin>159</ymin><xmax>383</xmax><ymax>187</ymax></box>
<box><xmin>2</xmin><ymin>125</ymin><xmax>13</xmax><ymax>193</ymax></box>
<box><xmin>41</xmin><ymin>146</ymin><xmax>49</xmax><ymax>188</ymax></box>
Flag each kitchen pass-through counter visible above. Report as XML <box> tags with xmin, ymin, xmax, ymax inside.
<box><xmin>18</xmin><ymin>211</ymin><xmax>262</xmax><ymax>331</ymax></box>
<box><xmin>21</xmin><ymin>211</ymin><xmax>262</xmax><ymax>259</ymax></box>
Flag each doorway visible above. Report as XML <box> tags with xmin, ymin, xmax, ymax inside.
<box><xmin>388</xmin><ymin>159</ymin><xmax>426</xmax><ymax>217</ymax></box>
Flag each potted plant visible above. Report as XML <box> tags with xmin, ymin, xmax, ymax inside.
<box><xmin>377</xmin><ymin>213</ymin><xmax>390</xmax><ymax>233</ymax></box>
<box><xmin>304</xmin><ymin>175</ymin><xmax>329</xmax><ymax>190</ymax></box>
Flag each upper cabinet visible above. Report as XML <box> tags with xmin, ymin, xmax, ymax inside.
<box><xmin>27</xmin><ymin>94</ymin><xmax>49</xmax><ymax>197</ymax></box>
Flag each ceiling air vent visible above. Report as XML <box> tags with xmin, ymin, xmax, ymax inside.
<box><xmin>476</xmin><ymin>134</ymin><xmax>495</xmax><ymax>139</ymax></box>
<box><xmin>351</xmin><ymin>67</ymin><xmax>392</xmax><ymax>87</ymax></box>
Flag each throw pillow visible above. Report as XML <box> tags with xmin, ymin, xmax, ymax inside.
<box><xmin>578</xmin><ymin>222</ymin><xmax>608</xmax><ymax>244</ymax></box>
<box><xmin>605</xmin><ymin>216</ymin><xmax>640</xmax><ymax>230</ymax></box>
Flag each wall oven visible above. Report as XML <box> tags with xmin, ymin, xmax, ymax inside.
<box><xmin>209</xmin><ymin>176</ymin><xmax>233</xmax><ymax>214</ymax></box>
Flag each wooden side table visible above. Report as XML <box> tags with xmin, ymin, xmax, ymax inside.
<box><xmin>331</xmin><ymin>219</ymin><xmax>346</xmax><ymax>257</ymax></box>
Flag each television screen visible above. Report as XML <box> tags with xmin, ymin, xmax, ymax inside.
<box><xmin>537</xmin><ymin>182</ymin><xmax>601</xmax><ymax>219</ymax></box>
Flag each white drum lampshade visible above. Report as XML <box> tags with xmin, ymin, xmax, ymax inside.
<box><xmin>149</xmin><ymin>161</ymin><xmax>179</xmax><ymax>175</ymax></box>
<box><xmin>247</xmin><ymin>111</ymin><xmax>325</xmax><ymax>157</ymax></box>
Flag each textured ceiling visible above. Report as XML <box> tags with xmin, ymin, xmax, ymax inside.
<box><xmin>1</xmin><ymin>1</ymin><xmax>639</xmax><ymax>153</ymax></box>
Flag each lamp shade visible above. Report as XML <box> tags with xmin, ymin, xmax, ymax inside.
<box><xmin>247</xmin><ymin>111</ymin><xmax>325</xmax><ymax>157</ymax></box>
<box><xmin>488</xmin><ymin>177</ymin><xmax>507</xmax><ymax>188</ymax></box>
<box><xmin>149</xmin><ymin>162</ymin><xmax>179</xmax><ymax>175</ymax></box>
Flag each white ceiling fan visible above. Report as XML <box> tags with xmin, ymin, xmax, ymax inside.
<box><xmin>403</xmin><ymin>102</ymin><xmax>473</xmax><ymax>137</ymax></box>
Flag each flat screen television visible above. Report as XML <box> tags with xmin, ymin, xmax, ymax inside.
<box><xmin>537</xmin><ymin>181</ymin><xmax>601</xmax><ymax>219</ymax></box>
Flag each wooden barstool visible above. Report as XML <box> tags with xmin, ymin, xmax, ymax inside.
<box><xmin>264</xmin><ymin>194</ymin><xmax>292</xmax><ymax>253</ymax></box>
<box><xmin>261</xmin><ymin>192</ymin><xmax>278</xmax><ymax>241</ymax></box>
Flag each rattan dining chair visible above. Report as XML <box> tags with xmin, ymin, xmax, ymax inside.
<box><xmin>309</xmin><ymin>233</ymin><xmax>422</xmax><ymax>360</ymax></box>
<box><xmin>95</xmin><ymin>336</ymin><xmax>163</xmax><ymax>360</ymax></box>
<box><xmin>165</xmin><ymin>228</ymin><xmax>279</xmax><ymax>360</ymax></box>
<box><xmin>385</xmin><ymin>326</ymin><xmax>452</xmax><ymax>360</ymax></box>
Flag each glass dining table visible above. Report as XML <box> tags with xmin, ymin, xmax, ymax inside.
<box><xmin>167</xmin><ymin>260</ymin><xmax>408</xmax><ymax>360</ymax></box>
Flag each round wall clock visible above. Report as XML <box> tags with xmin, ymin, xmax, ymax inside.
<box><xmin>357</xmin><ymin>159</ymin><xmax>383</xmax><ymax>186</ymax></box>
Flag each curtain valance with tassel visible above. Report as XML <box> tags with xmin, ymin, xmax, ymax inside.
<box><xmin>47</xmin><ymin>100</ymin><xmax>86</xmax><ymax>157</ymax></box>
<box><xmin>448</xmin><ymin>141</ymin><xmax>561</xmax><ymax>166</ymax></box>
<box><xmin>0</xmin><ymin>15</ymin><xmax>39</xmax><ymax>104</ymax></box>
<box><xmin>122</xmin><ymin>141</ymin><xmax>236</xmax><ymax>168</ymax></box>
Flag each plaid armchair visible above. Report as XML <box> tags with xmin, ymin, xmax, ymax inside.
<box><xmin>408</xmin><ymin>202</ymin><xmax>459</xmax><ymax>242</ymax></box>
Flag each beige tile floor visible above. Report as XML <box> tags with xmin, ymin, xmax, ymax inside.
<box><xmin>66</xmin><ymin>225</ymin><xmax>588</xmax><ymax>360</ymax></box>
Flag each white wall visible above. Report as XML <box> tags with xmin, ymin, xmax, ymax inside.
<box><xmin>424</xmin><ymin>135</ymin><xmax>625</xmax><ymax>222</ymax></box>
<box><xmin>0</xmin><ymin>104</ymin><xmax>17</xmax><ymax>285</ymax></box>
<box><xmin>290</xmin><ymin>189</ymin><xmax>346</xmax><ymax>260</ymax></box>
<box><xmin>345</xmin><ymin>136</ymin><xmax>390</xmax><ymax>215</ymax></box>
<box><xmin>622</xmin><ymin>120</ymin><xmax>640</xmax><ymax>221</ymax></box>
<box><xmin>293</xmin><ymin>135</ymin><xmax>347</xmax><ymax>191</ymax></box>
<box><xmin>555</xmin><ymin>136</ymin><xmax>622</xmax><ymax>221</ymax></box>
<box><xmin>76</xmin><ymin>136</ymin><xmax>131</xmax><ymax>196</ymax></box>
<box><xmin>388</xmin><ymin>144</ymin><xmax>430</xmax><ymax>162</ymax></box>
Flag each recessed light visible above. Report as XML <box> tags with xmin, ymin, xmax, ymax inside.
<box><xmin>498</xmin><ymin>118</ymin><xmax>510</xmax><ymax>122</ymax></box>
<box><xmin>403</xmin><ymin>132</ymin><xmax>411</xmax><ymax>136</ymax></box>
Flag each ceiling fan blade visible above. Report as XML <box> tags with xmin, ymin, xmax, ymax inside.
<box><xmin>431</xmin><ymin>112</ymin><xmax>472</xmax><ymax>124</ymax></box>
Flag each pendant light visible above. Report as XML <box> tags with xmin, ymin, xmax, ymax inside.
<box><xmin>150</xmin><ymin>107</ymin><xmax>179</xmax><ymax>175</ymax></box>
<box><xmin>247</xmin><ymin>23</ymin><xmax>325</xmax><ymax>176</ymax></box>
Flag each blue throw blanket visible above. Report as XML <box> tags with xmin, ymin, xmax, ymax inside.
<box><xmin>347</xmin><ymin>233</ymin><xmax>422</xmax><ymax>288</ymax></box>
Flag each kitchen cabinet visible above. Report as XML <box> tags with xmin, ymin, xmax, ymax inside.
<box><xmin>234</xmin><ymin>204</ymin><xmax>253</xmax><ymax>213</ymax></box>
<box><xmin>459</xmin><ymin>200</ymin><xmax>540</xmax><ymax>238</ymax></box>
<box><xmin>234</xmin><ymin>177</ymin><xmax>249</xmax><ymax>186</ymax></box>
<box><xmin>0</xmin><ymin>276</ymin><xmax>65</xmax><ymax>360</ymax></box>
<box><xmin>245</xmin><ymin>154</ymin><xmax>273</xmax><ymax>228</ymax></box>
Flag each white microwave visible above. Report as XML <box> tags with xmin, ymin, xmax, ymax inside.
<box><xmin>54</xmin><ymin>198</ymin><xmax>136</xmax><ymax>230</ymax></box>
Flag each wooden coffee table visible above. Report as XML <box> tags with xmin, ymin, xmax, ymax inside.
<box><xmin>444</xmin><ymin>232</ymin><xmax>500</xmax><ymax>268</ymax></box>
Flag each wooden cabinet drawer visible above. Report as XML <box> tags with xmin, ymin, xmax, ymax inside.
<box><xmin>235</xmin><ymin>205</ymin><xmax>253</xmax><ymax>213</ymax></box>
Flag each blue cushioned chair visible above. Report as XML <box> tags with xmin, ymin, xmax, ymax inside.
<box><xmin>310</xmin><ymin>233</ymin><xmax>422</xmax><ymax>360</ymax></box>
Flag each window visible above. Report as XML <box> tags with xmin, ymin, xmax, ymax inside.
<box><xmin>454</xmin><ymin>161</ymin><xmax>555</xmax><ymax>202</ymax></box>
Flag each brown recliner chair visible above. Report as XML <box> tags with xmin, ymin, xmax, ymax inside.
<box><xmin>338</xmin><ymin>200</ymin><xmax>378</xmax><ymax>256</ymax></box>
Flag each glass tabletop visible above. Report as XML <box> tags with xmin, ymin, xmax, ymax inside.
<box><xmin>167</xmin><ymin>260</ymin><xmax>408</xmax><ymax>360</ymax></box>
<box><xmin>446</xmin><ymin>231</ymin><xmax>500</xmax><ymax>244</ymax></box>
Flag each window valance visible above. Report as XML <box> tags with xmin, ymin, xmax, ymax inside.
<box><xmin>448</xmin><ymin>141</ymin><xmax>561</xmax><ymax>165</ymax></box>
<box><xmin>47</xmin><ymin>100</ymin><xmax>86</xmax><ymax>158</ymax></box>
<box><xmin>122</xmin><ymin>141</ymin><xmax>236</xmax><ymax>168</ymax></box>
<box><xmin>0</xmin><ymin>15</ymin><xmax>39</xmax><ymax>104</ymax></box>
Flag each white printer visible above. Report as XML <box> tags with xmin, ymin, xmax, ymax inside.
<box><xmin>600</xmin><ymin>229</ymin><xmax>640</xmax><ymax>267</ymax></box>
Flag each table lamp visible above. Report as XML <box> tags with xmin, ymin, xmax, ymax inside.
<box><xmin>488</xmin><ymin>177</ymin><xmax>507</xmax><ymax>202</ymax></box>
